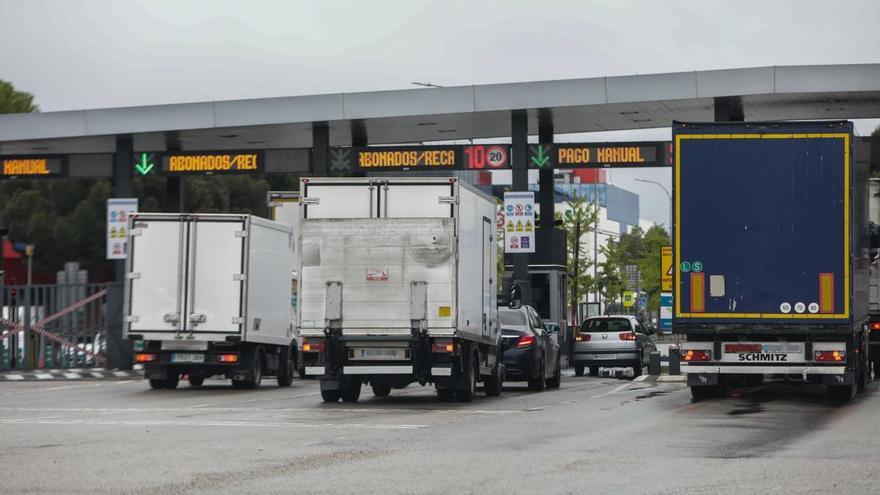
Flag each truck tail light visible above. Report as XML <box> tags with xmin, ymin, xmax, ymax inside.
<box><xmin>870</xmin><ymin>322</ymin><xmax>880</xmax><ymax>331</ymax></box>
<box><xmin>134</xmin><ymin>353</ymin><xmax>157</xmax><ymax>363</ymax></box>
<box><xmin>815</xmin><ymin>350</ymin><xmax>845</xmax><ymax>362</ymax></box>
<box><xmin>618</xmin><ymin>332</ymin><xmax>636</xmax><ymax>341</ymax></box>
<box><xmin>302</xmin><ymin>339</ymin><xmax>325</xmax><ymax>353</ymax></box>
<box><xmin>431</xmin><ymin>341</ymin><xmax>455</xmax><ymax>353</ymax></box>
<box><xmin>682</xmin><ymin>349</ymin><xmax>712</xmax><ymax>362</ymax></box>
<box><xmin>218</xmin><ymin>354</ymin><xmax>239</xmax><ymax>363</ymax></box>
<box><xmin>575</xmin><ymin>333</ymin><xmax>591</xmax><ymax>342</ymax></box>
<box><xmin>516</xmin><ymin>335</ymin><xmax>536</xmax><ymax>348</ymax></box>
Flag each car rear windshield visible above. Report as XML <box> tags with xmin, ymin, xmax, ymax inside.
<box><xmin>580</xmin><ymin>318</ymin><xmax>632</xmax><ymax>333</ymax></box>
<box><xmin>499</xmin><ymin>310</ymin><xmax>526</xmax><ymax>326</ymax></box>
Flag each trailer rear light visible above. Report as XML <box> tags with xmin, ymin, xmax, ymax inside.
<box><xmin>431</xmin><ymin>342</ymin><xmax>455</xmax><ymax>353</ymax></box>
<box><xmin>815</xmin><ymin>350</ymin><xmax>845</xmax><ymax>362</ymax></box>
<box><xmin>134</xmin><ymin>353</ymin><xmax>157</xmax><ymax>363</ymax></box>
<box><xmin>575</xmin><ymin>334</ymin><xmax>591</xmax><ymax>342</ymax></box>
<box><xmin>618</xmin><ymin>332</ymin><xmax>636</xmax><ymax>341</ymax></box>
<box><xmin>218</xmin><ymin>354</ymin><xmax>239</xmax><ymax>363</ymax></box>
<box><xmin>302</xmin><ymin>339</ymin><xmax>325</xmax><ymax>353</ymax></box>
<box><xmin>682</xmin><ymin>350</ymin><xmax>712</xmax><ymax>362</ymax></box>
<box><xmin>870</xmin><ymin>322</ymin><xmax>880</xmax><ymax>331</ymax></box>
<box><xmin>516</xmin><ymin>335</ymin><xmax>536</xmax><ymax>348</ymax></box>
<box><xmin>725</xmin><ymin>344</ymin><xmax>762</xmax><ymax>353</ymax></box>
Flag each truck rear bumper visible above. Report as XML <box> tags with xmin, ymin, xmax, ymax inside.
<box><xmin>306</xmin><ymin>365</ymin><xmax>453</xmax><ymax>376</ymax></box>
<box><xmin>683</xmin><ymin>365</ymin><xmax>846</xmax><ymax>374</ymax></box>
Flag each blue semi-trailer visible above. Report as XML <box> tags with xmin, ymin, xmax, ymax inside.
<box><xmin>674</xmin><ymin>121</ymin><xmax>870</xmax><ymax>401</ymax></box>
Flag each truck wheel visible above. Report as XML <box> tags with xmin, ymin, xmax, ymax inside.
<box><xmin>321</xmin><ymin>389</ymin><xmax>341</xmax><ymax>402</ymax></box>
<box><xmin>233</xmin><ymin>349</ymin><xmax>263</xmax><ymax>390</ymax></box>
<box><xmin>188</xmin><ymin>376</ymin><xmax>204</xmax><ymax>387</ymax></box>
<box><xmin>528</xmin><ymin>363</ymin><xmax>546</xmax><ymax>392</ymax></box>
<box><xmin>164</xmin><ymin>373</ymin><xmax>180</xmax><ymax>390</ymax></box>
<box><xmin>690</xmin><ymin>385</ymin><xmax>715</xmax><ymax>402</ymax></box>
<box><xmin>341</xmin><ymin>382</ymin><xmax>361</xmax><ymax>403</ymax></box>
<box><xmin>149</xmin><ymin>378</ymin><xmax>166</xmax><ymax>390</ymax></box>
<box><xmin>828</xmin><ymin>384</ymin><xmax>856</xmax><ymax>402</ymax></box>
<box><xmin>574</xmin><ymin>366</ymin><xmax>584</xmax><ymax>377</ymax></box>
<box><xmin>371</xmin><ymin>382</ymin><xmax>392</xmax><ymax>397</ymax></box>
<box><xmin>484</xmin><ymin>364</ymin><xmax>503</xmax><ymax>397</ymax></box>
<box><xmin>545</xmin><ymin>360</ymin><xmax>561</xmax><ymax>389</ymax></box>
<box><xmin>437</xmin><ymin>389</ymin><xmax>455</xmax><ymax>402</ymax></box>
<box><xmin>589</xmin><ymin>366</ymin><xmax>599</xmax><ymax>377</ymax></box>
<box><xmin>457</xmin><ymin>353</ymin><xmax>478</xmax><ymax>403</ymax></box>
<box><xmin>873</xmin><ymin>359</ymin><xmax>880</xmax><ymax>381</ymax></box>
<box><xmin>277</xmin><ymin>346</ymin><xmax>295</xmax><ymax>388</ymax></box>
<box><xmin>744</xmin><ymin>374</ymin><xmax>764</xmax><ymax>387</ymax></box>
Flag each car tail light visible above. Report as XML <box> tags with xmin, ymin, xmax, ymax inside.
<box><xmin>618</xmin><ymin>332</ymin><xmax>636</xmax><ymax>341</ymax></box>
<box><xmin>134</xmin><ymin>352</ymin><xmax>157</xmax><ymax>363</ymax></box>
<box><xmin>218</xmin><ymin>354</ymin><xmax>239</xmax><ymax>363</ymax></box>
<box><xmin>815</xmin><ymin>350</ymin><xmax>845</xmax><ymax>362</ymax></box>
<box><xmin>682</xmin><ymin>349</ymin><xmax>712</xmax><ymax>362</ymax></box>
<box><xmin>516</xmin><ymin>335</ymin><xmax>536</xmax><ymax>348</ymax></box>
<box><xmin>432</xmin><ymin>341</ymin><xmax>455</xmax><ymax>353</ymax></box>
<box><xmin>725</xmin><ymin>344</ymin><xmax>762</xmax><ymax>353</ymax></box>
<box><xmin>575</xmin><ymin>333</ymin><xmax>591</xmax><ymax>342</ymax></box>
<box><xmin>870</xmin><ymin>322</ymin><xmax>880</xmax><ymax>331</ymax></box>
<box><xmin>302</xmin><ymin>339</ymin><xmax>325</xmax><ymax>353</ymax></box>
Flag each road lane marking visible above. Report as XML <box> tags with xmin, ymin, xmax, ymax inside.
<box><xmin>0</xmin><ymin>406</ymin><xmax>522</xmax><ymax>415</ymax></box>
<box><xmin>0</xmin><ymin>418</ymin><xmax>427</xmax><ymax>430</ymax></box>
<box><xmin>590</xmin><ymin>382</ymin><xmax>634</xmax><ymax>398</ymax></box>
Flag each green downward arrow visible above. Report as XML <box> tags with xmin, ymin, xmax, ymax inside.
<box><xmin>530</xmin><ymin>145</ymin><xmax>550</xmax><ymax>168</ymax></box>
<box><xmin>135</xmin><ymin>153</ymin><xmax>155</xmax><ymax>176</ymax></box>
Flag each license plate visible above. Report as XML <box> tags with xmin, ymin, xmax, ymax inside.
<box><xmin>171</xmin><ymin>353</ymin><xmax>204</xmax><ymax>363</ymax></box>
<box><xmin>355</xmin><ymin>348</ymin><xmax>405</xmax><ymax>360</ymax></box>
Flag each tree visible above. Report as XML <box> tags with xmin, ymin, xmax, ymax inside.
<box><xmin>0</xmin><ymin>80</ymin><xmax>38</xmax><ymax>114</ymax></box>
<box><xmin>559</xmin><ymin>194</ymin><xmax>599</xmax><ymax>324</ymax></box>
<box><xmin>599</xmin><ymin>225</ymin><xmax>670</xmax><ymax>316</ymax></box>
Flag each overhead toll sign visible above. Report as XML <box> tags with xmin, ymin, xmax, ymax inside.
<box><xmin>1</xmin><ymin>156</ymin><xmax>65</xmax><ymax>178</ymax></box>
<box><xmin>528</xmin><ymin>142</ymin><xmax>670</xmax><ymax>169</ymax></box>
<box><xmin>133</xmin><ymin>151</ymin><xmax>263</xmax><ymax>176</ymax></box>
<box><xmin>328</xmin><ymin>145</ymin><xmax>510</xmax><ymax>174</ymax></box>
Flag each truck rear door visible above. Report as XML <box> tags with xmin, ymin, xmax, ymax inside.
<box><xmin>186</xmin><ymin>218</ymin><xmax>247</xmax><ymax>334</ymax></box>
<box><xmin>127</xmin><ymin>217</ymin><xmax>186</xmax><ymax>334</ymax></box>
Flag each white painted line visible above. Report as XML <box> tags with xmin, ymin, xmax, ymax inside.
<box><xmin>112</xmin><ymin>371</ymin><xmax>130</xmax><ymax>377</ymax></box>
<box><xmin>590</xmin><ymin>382</ymin><xmax>632</xmax><ymax>399</ymax></box>
<box><xmin>34</xmin><ymin>373</ymin><xmax>54</xmax><ymax>380</ymax></box>
<box><xmin>632</xmin><ymin>375</ymin><xmax>650</xmax><ymax>383</ymax></box>
<box><xmin>657</xmin><ymin>375</ymin><xmax>686</xmax><ymax>382</ymax></box>
<box><xmin>90</xmin><ymin>372</ymin><xmax>105</xmax><ymax>379</ymax></box>
<box><xmin>0</xmin><ymin>418</ymin><xmax>427</xmax><ymax>430</ymax></box>
<box><xmin>63</xmin><ymin>373</ymin><xmax>82</xmax><ymax>379</ymax></box>
<box><xmin>0</xmin><ymin>406</ymin><xmax>522</xmax><ymax>415</ymax></box>
<box><xmin>2</xmin><ymin>374</ymin><xmax>24</xmax><ymax>381</ymax></box>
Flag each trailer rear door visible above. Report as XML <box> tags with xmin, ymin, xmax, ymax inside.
<box><xmin>186</xmin><ymin>219</ymin><xmax>247</xmax><ymax>334</ymax></box>
<box><xmin>127</xmin><ymin>217</ymin><xmax>186</xmax><ymax>333</ymax></box>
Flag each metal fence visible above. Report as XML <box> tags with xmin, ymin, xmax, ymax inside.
<box><xmin>1</xmin><ymin>283</ymin><xmax>116</xmax><ymax>370</ymax></box>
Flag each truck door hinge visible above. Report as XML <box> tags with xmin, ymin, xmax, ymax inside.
<box><xmin>301</xmin><ymin>197</ymin><xmax>319</xmax><ymax>205</ymax></box>
<box><xmin>231</xmin><ymin>317</ymin><xmax>244</xmax><ymax>325</ymax></box>
<box><xmin>124</xmin><ymin>315</ymin><xmax>139</xmax><ymax>323</ymax></box>
<box><xmin>189</xmin><ymin>313</ymin><xmax>206</xmax><ymax>324</ymax></box>
<box><xmin>233</xmin><ymin>273</ymin><xmax>247</xmax><ymax>281</ymax></box>
<box><xmin>130</xmin><ymin>229</ymin><xmax>143</xmax><ymax>237</ymax></box>
<box><xmin>126</xmin><ymin>272</ymin><xmax>141</xmax><ymax>280</ymax></box>
<box><xmin>234</xmin><ymin>230</ymin><xmax>249</xmax><ymax>238</ymax></box>
<box><xmin>438</xmin><ymin>196</ymin><xmax>458</xmax><ymax>205</ymax></box>
<box><xmin>163</xmin><ymin>313</ymin><xmax>180</xmax><ymax>324</ymax></box>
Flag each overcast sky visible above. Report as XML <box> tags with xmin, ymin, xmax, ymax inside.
<box><xmin>1</xmin><ymin>0</ymin><xmax>878</xmax><ymax>227</ymax></box>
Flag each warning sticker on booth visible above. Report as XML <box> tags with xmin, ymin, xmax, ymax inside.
<box><xmin>367</xmin><ymin>268</ymin><xmax>389</xmax><ymax>281</ymax></box>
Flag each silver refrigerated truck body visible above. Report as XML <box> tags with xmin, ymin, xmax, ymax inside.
<box><xmin>297</xmin><ymin>177</ymin><xmax>504</xmax><ymax>402</ymax></box>
<box><xmin>123</xmin><ymin>213</ymin><xmax>299</xmax><ymax>389</ymax></box>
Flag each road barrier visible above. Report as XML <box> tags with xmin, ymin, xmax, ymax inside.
<box><xmin>1</xmin><ymin>284</ymin><xmax>110</xmax><ymax>370</ymax></box>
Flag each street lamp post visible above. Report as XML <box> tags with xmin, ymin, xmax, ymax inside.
<box><xmin>634</xmin><ymin>178</ymin><xmax>673</xmax><ymax>338</ymax></box>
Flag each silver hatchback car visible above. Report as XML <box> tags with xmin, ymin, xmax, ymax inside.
<box><xmin>572</xmin><ymin>315</ymin><xmax>656</xmax><ymax>377</ymax></box>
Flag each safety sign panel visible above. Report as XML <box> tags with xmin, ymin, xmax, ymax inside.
<box><xmin>503</xmin><ymin>192</ymin><xmax>535</xmax><ymax>254</ymax></box>
<box><xmin>106</xmin><ymin>198</ymin><xmax>138</xmax><ymax>260</ymax></box>
<box><xmin>661</xmin><ymin>246</ymin><xmax>673</xmax><ymax>291</ymax></box>
<box><xmin>660</xmin><ymin>293</ymin><xmax>672</xmax><ymax>333</ymax></box>
<box><xmin>623</xmin><ymin>291</ymin><xmax>635</xmax><ymax>308</ymax></box>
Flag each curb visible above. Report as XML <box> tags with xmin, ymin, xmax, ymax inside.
<box><xmin>0</xmin><ymin>368</ymin><xmax>143</xmax><ymax>381</ymax></box>
<box><xmin>633</xmin><ymin>375</ymin><xmax>687</xmax><ymax>383</ymax></box>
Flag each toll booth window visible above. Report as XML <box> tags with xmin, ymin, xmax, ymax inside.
<box><xmin>530</xmin><ymin>273</ymin><xmax>550</xmax><ymax>320</ymax></box>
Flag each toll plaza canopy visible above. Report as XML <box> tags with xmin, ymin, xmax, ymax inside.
<box><xmin>0</xmin><ymin>63</ymin><xmax>878</xmax><ymax>173</ymax></box>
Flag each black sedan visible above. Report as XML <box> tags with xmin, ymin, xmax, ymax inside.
<box><xmin>498</xmin><ymin>305</ymin><xmax>561</xmax><ymax>391</ymax></box>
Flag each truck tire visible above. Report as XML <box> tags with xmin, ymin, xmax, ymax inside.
<box><xmin>457</xmin><ymin>352</ymin><xmax>478</xmax><ymax>403</ymax></box>
<box><xmin>545</xmin><ymin>360</ymin><xmax>561</xmax><ymax>389</ymax></box>
<box><xmin>321</xmin><ymin>389</ymin><xmax>341</xmax><ymax>402</ymax></box>
<box><xmin>744</xmin><ymin>374</ymin><xmax>764</xmax><ymax>387</ymax></box>
<box><xmin>371</xmin><ymin>382</ymin><xmax>391</xmax><ymax>397</ymax></box>
<box><xmin>483</xmin><ymin>364</ymin><xmax>503</xmax><ymax>397</ymax></box>
<box><xmin>828</xmin><ymin>384</ymin><xmax>856</xmax><ymax>402</ymax></box>
<box><xmin>574</xmin><ymin>366</ymin><xmax>584</xmax><ymax>377</ymax></box>
<box><xmin>528</xmin><ymin>362</ymin><xmax>546</xmax><ymax>392</ymax></box>
<box><xmin>149</xmin><ymin>378</ymin><xmax>166</xmax><ymax>390</ymax></box>
<box><xmin>233</xmin><ymin>349</ymin><xmax>263</xmax><ymax>390</ymax></box>
<box><xmin>341</xmin><ymin>382</ymin><xmax>361</xmax><ymax>403</ymax></box>
<box><xmin>277</xmin><ymin>345</ymin><xmax>295</xmax><ymax>388</ymax></box>
<box><xmin>873</xmin><ymin>359</ymin><xmax>880</xmax><ymax>380</ymax></box>
<box><xmin>164</xmin><ymin>373</ymin><xmax>180</xmax><ymax>390</ymax></box>
<box><xmin>188</xmin><ymin>376</ymin><xmax>204</xmax><ymax>387</ymax></box>
<box><xmin>589</xmin><ymin>366</ymin><xmax>599</xmax><ymax>377</ymax></box>
<box><xmin>437</xmin><ymin>389</ymin><xmax>455</xmax><ymax>402</ymax></box>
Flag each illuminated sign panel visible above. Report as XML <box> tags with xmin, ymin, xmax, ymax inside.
<box><xmin>528</xmin><ymin>142</ymin><xmax>669</xmax><ymax>169</ymax></box>
<box><xmin>329</xmin><ymin>145</ymin><xmax>511</xmax><ymax>173</ymax></box>
<box><xmin>1</xmin><ymin>156</ymin><xmax>65</xmax><ymax>178</ymax></box>
<box><xmin>133</xmin><ymin>151</ymin><xmax>263</xmax><ymax>176</ymax></box>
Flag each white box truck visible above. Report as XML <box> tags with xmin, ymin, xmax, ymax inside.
<box><xmin>297</xmin><ymin>177</ymin><xmax>504</xmax><ymax>402</ymax></box>
<box><xmin>123</xmin><ymin>213</ymin><xmax>298</xmax><ymax>389</ymax></box>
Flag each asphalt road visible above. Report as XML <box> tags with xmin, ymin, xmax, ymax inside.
<box><xmin>0</xmin><ymin>374</ymin><xmax>878</xmax><ymax>495</ymax></box>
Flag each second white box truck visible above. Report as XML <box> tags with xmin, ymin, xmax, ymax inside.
<box><xmin>297</xmin><ymin>177</ymin><xmax>504</xmax><ymax>402</ymax></box>
<box><xmin>124</xmin><ymin>213</ymin><xmax>298</xmax><ymax>389</ymax></box>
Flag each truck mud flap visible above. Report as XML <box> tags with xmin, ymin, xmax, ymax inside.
<box><xmin>687</xmin><ymin>373</ymin><xmax>719</xmax><ymax>387</ymax></box>
<box><xmin>822</xmin><ymin>371</ymin><xmax>856</xmax><ymax>386</ymax></box>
